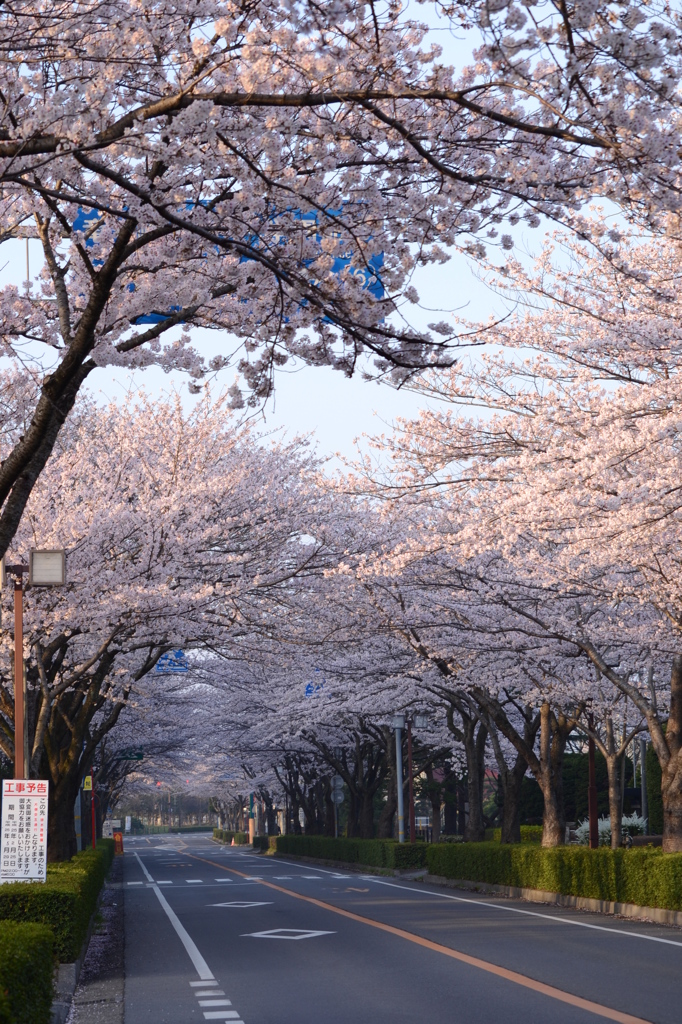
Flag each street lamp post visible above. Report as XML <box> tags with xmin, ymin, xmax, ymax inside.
<box><xmin>2</xmin><ymin>550</ymin><xmax>66</xmax><ymax>780</ymax></box>
<box><xmin>587</xmin><ymin>715</ymin><xmax>599</xmax><ymax>850</ymax></box>
<box><xmin>392</xmin><ymin>715</ymin><xmax>405</xmax><ymax>843</ymax></box>
<box><xmin>406</xmin><ymin>714</ymin><xmax>430</xmax><ymax>843</ymax></box>
<box><xmin>407</xmin><ymin>719</ymin><xmax>416</xmax><ymax>844</ymax></box>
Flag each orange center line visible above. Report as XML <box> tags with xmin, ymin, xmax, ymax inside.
<box><xmin>187</xmin><ymin>851</ymin><xmax>652</xmax><ymax>1024</ymax></box>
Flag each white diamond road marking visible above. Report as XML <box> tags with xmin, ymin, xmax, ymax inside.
<box><xmin>243</xmin><ymin>928</ymin><xmax>335</xmax><ymax>940</ymax></box>
<box><xmin>209</xmin><ymin>901</ymin><xmax>272</xmax><ymax>908</ymax></box>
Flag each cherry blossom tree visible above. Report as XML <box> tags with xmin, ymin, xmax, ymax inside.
<box><xmin>359</xmin><ymin>226</ymin><xmax>682</xmax><ymax>848</ymax></box>
<box><xmin>0</xmin><ymin>385</ymin><xmax>329</xmax><ymax>858</ymax></box>
<box><xmin>0</xmin><ymin>0</ymin><xmax>680</xmax><ymax>561</ymax></box>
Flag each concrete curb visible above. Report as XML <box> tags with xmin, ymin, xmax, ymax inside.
<box><xmin>50</xmin><ymin>914</ymin><xmax>97</xmax><ymax>1024</ymax></box>
<box><xmin>268</xmin><ymin>851</ymin><xmax>682</xmax><ymax>929</ymax></box>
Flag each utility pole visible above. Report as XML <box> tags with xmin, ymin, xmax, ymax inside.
<box><xmin>588</xmin><ymin>716</ymin><xmax>599</xmax><ymax>849</ymax></box>
<box><xmin>640</xmin><ymin>738</ymin><xmax>648</xmax><ymax>828</ymax></box>
<box><xmin>393</xmin><ymin>716</ymin><xmax>405</xmax><ymax>843</ymax></box>
<box><xmin>407</xmin><ymin>719</ymin><xmax>416</xmax><ymax>844</ymax></box>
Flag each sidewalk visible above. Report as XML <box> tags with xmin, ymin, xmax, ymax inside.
<box><xmin>66</xmin><ymin>855</ymin><xmax>125</xmax><ymax>1024</ymax></box>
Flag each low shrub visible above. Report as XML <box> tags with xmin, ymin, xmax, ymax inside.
<box><xmin>0</xmin><ymin>921</ymin><xmax>54</xmax><ymax>1024</ymax></box>
<box><xmin>273</xmin><ymin>835</ymin><xmax>428</xmax><ymax>870</ymax></box>
<box><xmin>426</xmin><ymin>842</ymin><xmax>682</xmax><ymax>911</ymax></box>
<box><xmin>213</xmin><ymin>829</ymin><xmax>249</xmax><ymax>845</ymax></box>
<box><xmin>574</xmin><ymin>814</ymin><xmax>647</xmax><ymax>846</ymax></box>
<box><xmin>0</xmin><ymin>841</ymin><xmax>114</xmax><ymax>962</ymax></box>
<box><xmin>252</xmin><ymin>836</ymin><xmax>278</xmax><ymax>853</ymax></box>
<box><xmin>488</xmin><ymin>826</ymin><xmax>544</xmax><ymax>844</ymax></box>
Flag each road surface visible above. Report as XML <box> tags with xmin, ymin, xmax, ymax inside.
<box><xmin>122</xmin><ymin>833</ymin><xmax>680</xmax><ymax>1024</ymax></box>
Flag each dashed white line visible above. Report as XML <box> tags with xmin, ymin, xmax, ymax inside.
<box><xmin>186</xmin><ymin>879</ymin><xmax>203</xmax><ymax>883</ymax></box>
<box><xmin>202</xmin><ymin>1013</ymin><xmax>241</xmax><ymax>1021</ymax></box>
<box><xmin>199</xmin><ymin>1000</ymin><xmax>233</xmax><ymax>1007</ymax></box>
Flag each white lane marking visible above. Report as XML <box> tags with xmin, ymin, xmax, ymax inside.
<box><xmin>332</xmin><ymin>875</ymin><xmax>350</xmax><ymax>879</ymax></box>
<box><xmin>187</xmin><ymin>879</ymin><xmax>203</xmax><ymax>883</ymax></box>
<box><xmin>202</xmin><ymin>1013</ymin><xmax>241</xmax><ymax>1020</ymax></box>
<box><xmin>199</xmin><ymin>1000</ymin><xmax>232</xmax><ymax>1007</ymax></box>
<box><xmin>215</xmin><ymin>878</ymin><xmax>232</xmax><ymax>882</ymax></box>
<box><xmin>127</xmin><ymin>881</ymin><xmax>143</xmax><ymax>886</ymax></box>
<box><xmin>190</xmin><ymin>981</ymin><xmax>218</xmax><ymax>988</ymax></box>
<box><xmin>363</xmin><ymin>877</ymin><xmax>682</xmax><ymax>949</ymax></box>
<box><xmin>156</xmin><ymin>881</ymin><xmax>173</xmax><ymax>885</ymax></box>
<box><xmin>196</xmin><ymin>991</ymin><xmax>226</xmax><ymax>997</ymax></box>
<box><xmin>209</xmin><ymin>902</ymin><xmax>272</xmax><ymax>908</ymax></box>
<box><xmin>243</xmin><ymin>928</ymin><xmax>334</xmax><ymax>940</ymax></box>
<box><xmin>244</xmin><ymin>876</ymin><xmax>262</xmax><ymax>880</ymax></box>
<box><xmin>134</xmin><ymin>854</ymin><xmax>155</xmax><ymax>882</ymax></box>
<box><xmin>273</xmin><ymin>876</ymin><xmax>291</xmax><ymax>880</ymax></box>
<box><xmin>302</xmin><ymin>875</ymin><xmax>322</xmax><ymax>879</ymax></box>
<box><xmin>270</xmin><ymin>859</ymin><xmax>341</xmax><ymax>876</ymax></box>
<box><xmin>133</xmin><ymin>853</ymin><xmax>214</xmax><ymax>980</ymax></box>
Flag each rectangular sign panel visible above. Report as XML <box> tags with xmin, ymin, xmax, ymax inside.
<box><xmin>0</xmin><ymin>780</ymin><xmax>48</xmax><ymax>883</ymax></box>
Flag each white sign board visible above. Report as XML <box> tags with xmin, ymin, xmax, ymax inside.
<box><xmin>1</xmin><ymin>780</ymin><xmax>49</xmax><ymax>883</ymax></box>
<box><xmin>102</xmin><ymin>821</ymin><xmax>113</xmax><ymax>839</ymax></box>
<box><xmin>125</xmin><ymin>816</ymin><xmax>131</xmax><ymax>833</ymax></box>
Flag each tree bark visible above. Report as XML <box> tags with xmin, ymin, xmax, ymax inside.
<box><xmin>47</xmin><ymin>774</ymin><xmax>80</xmax><ymax>862</ymax></box>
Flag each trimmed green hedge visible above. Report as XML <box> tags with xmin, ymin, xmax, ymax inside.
<box><xmin>0</xmin><ymin>921</ymin><xmax>54</xmax><ymax>1024</ymax></box>
<box><xmin>426</xmin><ymin>842</ymin><xmax>682</xmax><ymax>911</ymax></box>
<box><xmin>0</xmin><ymin>840</ymin><xmax>115</xmax><ymax>962</ymax></box>
<box><xmin>274</xmin><ymin>835</ymin><xmax>428</xmax><ymax>870</ymax></box>
<box><xmin>252</xmin><ymin>836</ymin><xmax>277</xmax><ymax>852</ymax></box>
<box><xmin>212</xmin><ymin>829</ymin><xmax>249</xmax><ymax>845</ymax></box>
<box><xmin>488</xmin><ymin>826</ymin><xmax>543</xmax><ymax>844</ymax></box>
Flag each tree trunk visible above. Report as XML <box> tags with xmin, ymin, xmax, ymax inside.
<box><xmin>499</xmin><ymin>757</ymin><xmax>526</xmax><ymax>844</ymax></box>
<box><xmin>359</xmin><ymin>792</ymin><xmax>375</xmax><ymax>838</ymax></box>
<box><xmin>377</xmin><ymin>748</ymin><xmax>397</xmax><ymax>839</ymax></box>
<box><xmin>605</xmin><ymin>751</ymin><xmax>623</xmax><ymax>849</ymax></box>
<box><xmin>463</xmin><ymin>719</ymin><xmax>488</xmax><ymax>842</ymax></box>
<box><xmin>48</xmin><ymin>776</ymin><xmax>79</xmax><ymax>862</ymax></box>
<box><xmin>538</xmin><ymin>703</ymin><xmax>568</xmax><ymax>848</ymax></box>
<box><xmin>658</xmin><ymin>657</ymin><xmax>682</xmax><ymax>852</ymax></box>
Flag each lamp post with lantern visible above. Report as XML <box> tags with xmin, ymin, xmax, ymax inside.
<box><xmin>2</xmin><ymin>550</ymin><xmax>66</xmax><ymax>779</ymax></box>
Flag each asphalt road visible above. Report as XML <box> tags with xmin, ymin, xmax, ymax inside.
<box><xmin>122</xmin><ymin>833</ymin><xmax>681</xmax><ymax>1024</ymax></box>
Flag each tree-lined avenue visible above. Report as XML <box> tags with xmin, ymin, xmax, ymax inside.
<box><xmin>121</xmin><ymin>834</ymin><xmax>680</xmax><ymax>1024</ymax></box>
